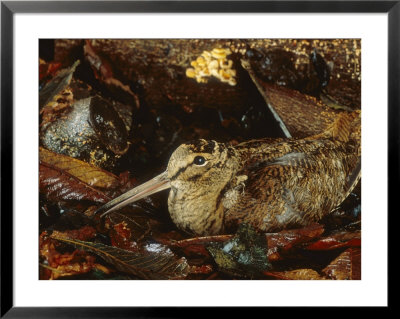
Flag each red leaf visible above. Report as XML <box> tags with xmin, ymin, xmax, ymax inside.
<box><xmin>109</xmin><ymin>221</ymin><xmax>139</xmax><ymax>252</ymax></box>
<box><xmin>189</xmin><ymin>264</ymin><xmax>213</xmax><ymax>275</ymax></box>
<box><xmin>39</xmin><ymin>162</ymin><xmax>110</xmax><ymax>204</ymax></box>
<box><xmin>39</xmin><ymin>231</ymin><xmax>98</xmax><ymax>280</ymax></box>
<box><xmin>266</xmin><ymin>224</ymin><xmax>325</xmax><ymax>261</ymax></box>
<box><xmin>163</xmin><ymin>224</ymin><xmax>324</xmax><ymax>261</ymax></box>
<box><xmin>39</xmin><ymin>61</ymin><xmax>62</xmax><ymax>81</ymax></box>
<box><xmin>163</xmin><ymin>234</ymin><xmax>233</xmax><ymax>257</ymax></box>
<box><xmin>306</xmin><ymin>230</ymin><xmax>361</xmax><ymax>251</ymax></box>
<box><xmin>322</xmin><ymin>247</ymin><xmax>361</xmax><ymax>280</ymax></box>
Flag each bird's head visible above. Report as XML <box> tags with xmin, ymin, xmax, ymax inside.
<box><xmin>95</xmin><ymin>139</ymin><xmax>239</xmax><ymax>231</ymax></box>
<box><xmin>166</xmin><ymin>139</ymin><xmax>237</xmax><ymax>191</ymax></box>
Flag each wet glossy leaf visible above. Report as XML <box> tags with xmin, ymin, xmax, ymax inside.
<box><xmin>105</xmin><ymin>212</ymin><xmax>155</xmax><ymax>244</ymax></box>
<box><xmin>306</xmin><ymin>230</ymin><xmax>361</xmax><ymax>251</ymax></box>
<box><xmin>207</xmin><ymin>223</ymin><xmax>271</xmax><ymax>278</ymax></box>
<box><xmin>166</xmin><ymin>225</ymin><xmax>324</xmax><ymax>262</ymax></box>
<box><xmin>164</xmin><ymin>234</ymin><xmax>233</xmax><ymax>258</ymax></box>
<box><xmin>40</xmin><ymin>147</ymin><xmax>120</xmax><ymax>189</ymax></box>
<box><xmin>266</xmin><ymin>224</ymin><xmax>325</xmax><ymax>261</ymax></box>
<box><xmin>322</xmin><ymin>247</ymin><xmax>361</xmax><ymax>280</ymax></box>
<box><xmin>51</xmin><ymin>236</ymin><xmax>190</xmax><ymax>279</ymax></box>
<box><xmin>42</xmin><ymin>39</ymin><xmax>362</xmax><ymax>280</ymax></box>
<box><xmin>109</xmin><ymin>221</ymin><xmax>140</xmax><ymax>252</ymax></box>
<box><xmin>39</xmin><ymin>162</ymin><xmax>110</xmax><ymax>204</ymax></box>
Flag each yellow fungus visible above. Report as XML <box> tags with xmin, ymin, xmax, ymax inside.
<box><xmin>201</xmin><ymin>51</ymin><xmax>212</xmax><ymax>60</ymax></box>
<box><xmin>219</xmin><ymin>69</ymin><xmax>231</xmax><ymax>80</ymax></box>
<box><xmin>186</xmin><ymin>47</ymin><xmax>237</xmax><ymax>86</ymax></box>
<box><xmin>210</xmin><ymin>69</ymin><xmax>220</xmax><ymax>77</ymax></box>
<box><xmin>228</xmin><ymin>69</ymin><xmax>237</xmax><ymax>77</ymax></box>
<box><xmin>211</xmin><ymin>51</ymin><xmax>227</xmax><ymax>60</ymax></box>
<box><xmin>186</xmin><ymin>68</ymin><xmax>196</xmax><ymax>78</ymax></box>
<box><xmin>228</xmin><ymin>78</ymin><xmax>237</xmax><ymax>86</ymax></box>
<box><xmin>208</xmin><ymin>60</ymin><xmax>219</xmax><ymax>70</ymax></box>
<box><xmin>219</xmin><ymin>59</ymin><xmax>233</xmax><ymax>69</ymax></box>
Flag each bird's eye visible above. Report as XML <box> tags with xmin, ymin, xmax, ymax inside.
<box><xmin>193</xmin><ymin>156</ymin><xmax>206</xmax><ymax>166</ymax></box>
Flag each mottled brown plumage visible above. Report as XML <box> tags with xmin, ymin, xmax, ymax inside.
<box><xmin>97</xmin><ymin>110</ymin><xmax>361</xmax><ymax>236</ymax></box>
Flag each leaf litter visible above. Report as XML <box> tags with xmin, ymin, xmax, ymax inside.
<box><xmin>39</xmin><ymin>39</ymin><xmax>362</xmax><ymax>280</ymax></box>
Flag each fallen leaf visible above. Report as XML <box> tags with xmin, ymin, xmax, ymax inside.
<box><xmin>39</xmin><ymin>60</ymin><xmax>62</xmax><ymax>82</ymax></box>
<box><xmin>40</xmin><ymin>147</ymin><xmax>120</xmax><ymax>189</ymax></box>
<box><xmin>163</xmin><ymin>234</ymin><xmax>233</xmax><ymax>257</ymax></box>
<box><xmin>306</xmin><ymin>230</ymin><xmax>361</xmax><ymax>251</ymax></box>
<box><xmin>163</xmin><ymin>224</ymin><xmax>324</xmax><ymax>261</ymax></box>
<box><xmin>39</xmin><ymin>161</ymin><xmax>110</xmax><ymax>204</ymax></box>
<box><xmin>105</xmin><ymin>211</ymin><xmax>157</xmax><ymax>243</ymax></box>
<box><xmin>189</xmin><ymin>264</ymin><xmax>213</xmax><ymax>275</ymax></box>
<box><xmin>264</xmin><ymin>268</ymin><xmax>325</xmax><ymax>280</ymax></box>
<box><xmin>322</xmin><ymin>247</ymin><xmax>361</xmax><ymax>280</ymax></box>
<box><xmin>39</xmin><ymin>231</ymin><xmax>98</xmax><ymax>280</ymax></box>
<box><xmin>84</xmin><ymin>40</ymin><xmax>140</xmax><ymax>108</ymax></box>
<box><xmin>39</xmin><ymin>60</ymin><xmax>80</xmax><ymax>109</ymax></box>
<box><xmin>109</xmin><ymin>221</ymin><xmax>139</xmax><ymax>252</ymax></box>
<box><xmin>266</xmin><ymin>224</ymin><xmax>325</xmax><ymax>261</ymax></box>
<box><xmin>51</xmin><ymin>236</ymin><xmax>190</xmax><ymax>280</ymax></box>
<box><xmin>243</xmin><ymin>58</ymin><xmax>341</xmax><ymax>139</ymax></box>
<box><xmin>50</xmin><ymin>226</ymin><xmax>97</xmax><ymax>242</ymax></box>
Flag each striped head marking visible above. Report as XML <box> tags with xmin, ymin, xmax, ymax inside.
<box><xmin>167</xmin><ymin>139</ymin><xmax>226</xmax><ymax>182</ymax></box>
<box><xmin>166</xmin><ymin>139</ymin><xmax>239</xmax><ymax>235</ymax></box>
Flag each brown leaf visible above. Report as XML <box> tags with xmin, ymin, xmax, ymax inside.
<box><xmin>322</xmin><ymin>247</ymin><xmax>361</xmax><ymax>280</ymax></box>
<box><xmin>84</xmin><ymin>40</ymin><xmax>140</xmax><ymax>108</ymax></box>
<box><xmin>39</xmin><ymin>60</ymin><xmax>62</xmax><ymax>81</ymax></box>
<box><xmin>48</xmin><ymin>259</ymin><xmax>96</xmax><ymax>280</ymax></box>
<box><xmin>189</xmin><ymin>264</ymin><xmax>213</xmax><ymax>275</ymax></box>
<box><xmin>105</xmin><ymin>211</ymin><xmax>157</xmax><ymax>243</ymax></box>
<box><xmin>109</xmin><ymin>221</ymin><xmax>139</xmax><ymax>252</ymax></box>
<box><xmin>51</xmin><ymin>236</ymin><xmax>190</xmax><ymax>280</ymax></box>
<box><xmin>40</xmin><ymin>147</ymin><xmax>120</xmax><ymax>189</ymax></box>
<box><xmin>50</xmin><ymin>226</ymin><xmax>97</xmax><ymax>242</ymax></box>
<box><xmin>244</xmin><ymin>60</ymin><xmax>341</xmax><ymax>138</ymax></box>
<box><xmin>264</xmin><ymin>268</ymin><xmax>325</xmax><ymax>280</ymax></box>
<box><xmin>163</xmin><ymin>234</ymin><xmax>233</xmax><ymax>257</ymax></box>
<box><xmin>39</xmin><ymin>231</ymin><xmax>98</xmax><ymax>280</ymax></box>
<box><xmin>39</xmin><ymin>161</ymin><xmax>110</xmax><ymax>204</ymax></box>
<box><xmin>266</xmin><ymin>224</ymin><xmax>325</xmax><ymax>261</ymax></box>
<box><xmin>162</xmin><ymin>224</ymin><xmax>324</xmax><ymax>261</ymax></box>
<box><xmin>306</xmin><ymin>230</ymin><xmax>361</xmax><ymax>251</ymax></box>
<box><xmin>39</xmin><ymin>60</ymin><xmax>80</xmax><ymax>109</ymax></box>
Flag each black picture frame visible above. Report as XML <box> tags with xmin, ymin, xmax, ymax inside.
<box><xmin>1</xmin><ymin>1</ymin><xmax>395</xmax><ymax>317</ymax></box>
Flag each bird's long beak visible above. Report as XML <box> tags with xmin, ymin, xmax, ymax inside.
<box><xmin>95</xmin><ymin>171</ymin><xmax>170</xmax><ymax>218</ymax></box>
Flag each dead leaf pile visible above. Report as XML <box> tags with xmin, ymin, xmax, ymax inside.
<box><xmin>38</xmin><ymin>39</ymin><xmax>361</xmax><ymax>280</ymax></box>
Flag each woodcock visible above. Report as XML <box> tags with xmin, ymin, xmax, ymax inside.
<box><xmin>95</xmin><ymin>110</ymin><xmax>361</xmax><ymax>236</ymax></box>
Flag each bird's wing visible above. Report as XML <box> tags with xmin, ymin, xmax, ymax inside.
<box><xmin>225</xmin><ymin>139</ymin><xmax>359</xmax><ymax>232</ymax></box>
